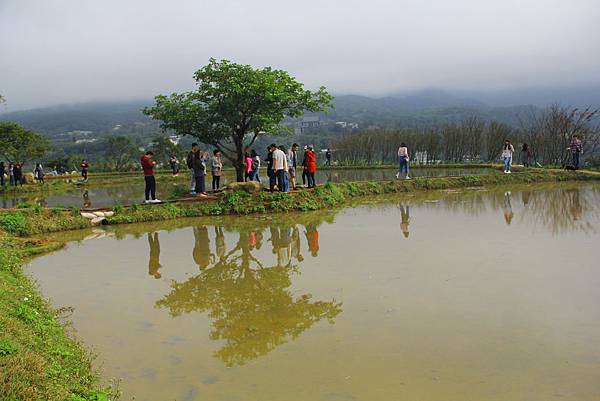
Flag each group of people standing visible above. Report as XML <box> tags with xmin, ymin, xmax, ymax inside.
<box><xmin>263</xmin><ymin>143</ymin><xmax>318</xmax><ymax>192</ymax></box>
<box><xmin>0</xmin><ymin>162</ymin><xmax>25</xmax><ymax>187</ymax></box>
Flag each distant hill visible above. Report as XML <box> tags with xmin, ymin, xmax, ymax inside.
<box><xmin>0</xmin><ymin>90</ymin><xmax>551</xmax><ymax>135</ymax></box>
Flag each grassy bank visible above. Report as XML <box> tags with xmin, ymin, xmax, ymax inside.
<box><xmin>1</xmin><ymin>169</ymin><xmax>598</xmax><ymax>236</ymax></box>
<box><xmin>0</xmin><ymin>235</ymin><xmax>116</xmax><ymax>401</ymax></box>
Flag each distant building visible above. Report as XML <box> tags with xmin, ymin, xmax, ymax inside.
<box><xmin>168</xmin><ymin>134</ymin><xmax>181</xmax><ymax>145</ymax></box>
<box><xmin>335</xmin><ymin>121</ymin><xmax>359</xmax><ymax>130</ymax></box>
<box><xmin>294</xmin><ymin>116</ymin><xmax>326</xmax><ymax>134</ymax></box>
<box><xmin>75</xmin><ymin>138</ymin><xmax>97</xmax><ymax>144</ymax></box>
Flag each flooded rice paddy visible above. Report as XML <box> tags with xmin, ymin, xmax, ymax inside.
<box><xmin>1</xmin><ymin>167</ymin><xmax>496</xmax><ymax>209</ymax></box>
<box><xmin>27</xmin><ymin>183</ymin><xmax>600</xmax><ymax>401</ymax></box>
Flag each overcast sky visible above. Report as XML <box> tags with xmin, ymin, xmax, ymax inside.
<box><xmin>1</xmin><ymin>0</ymin><xmax>600</xmax><ymax>110</ymax></box>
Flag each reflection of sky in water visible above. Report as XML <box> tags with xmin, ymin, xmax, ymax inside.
<box><xmin>27</xmin><ymin>184</ymin><xmax>600</xmax><ymax>401</ymax></box>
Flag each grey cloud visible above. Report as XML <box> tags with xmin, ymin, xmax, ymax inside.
<box><xmin>1</xmin><ymin>0</ymin><xmax>599</xmax><ymax>110</ymax></box>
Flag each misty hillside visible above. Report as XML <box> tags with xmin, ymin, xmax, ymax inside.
<box><xmin>0</xmin><ymin>90</ymin><xmax>545</xmax><ymax>136</ymax></box>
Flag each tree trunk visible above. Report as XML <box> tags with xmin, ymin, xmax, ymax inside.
<box><xmin>235</xmin><ymin>142</ymin><xmax>245</xmax><ymax>182</ymax></box>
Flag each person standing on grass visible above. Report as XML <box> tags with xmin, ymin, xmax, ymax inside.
<box><xmin>80</xmin><ymin>159</ymin><xmax>89</xmax><ymax>181</ymax></box>
<box><xmin>250</xmin><ymin>149</ymin><xmax>261</xmax><ymax>182</ymax></box>
<box><xmin>0</xmin><ymin>162</ymin><xmax>5</xmax><ymax>188</ymax></box>
<box><xmin>502</xmin><ymin>140</ymin><xmax>515</xmax><ymax>173</ymax></box>
<box><xmin>568</xmin><ymin>134</ymin><xmax>583</xmax><ymax>169</ymax></box>
<box><xmin>13</xmin><ymin>163</ymin><xmax>23</xmax><ymax>186</ymax></box>
<box><xmin>301</xmin><ymin>145</ymin><xmax>308</xmax><ymax>187</ymax></box>
<box><xmin>169</xmin><ymin>154</ymin><xmax>180</xmax><ymax>176</ymax></box>
<box><xmin>243</xmin><ymin>152</ymin><xmax>253</xmax><ymax>182</ymax></box>
<box><xmin>211</xmin><ymin>149</ymin><xmax>223</xmax><ymax>190</ymax></box>
<box><xmin>396</xmin><ymin>142</ymin><xmax>410</xmax><ymax>179</ymax></box>
<box><xmin>8</xmin><ymin>163</ymin><xmax>14</xmax><ymax>186</ymax></box>
<box><xmin>305</xmin><ymin>146</ymin><xmax>317</xmax><ymax>188</ymax></box>
<box><xmin>288</xmin><ymin>143</ymin><xmax>299</xmax><ymax>190</ymax></box>
<box><xmin>325</xmin><ymin>148</ymin><xmax>332</xmax><ymax>166</ymax></box>
<box><xmin>273</xmin><ymin>145</ymin><xmax>288</xmax><ymax>192</ymax></box>
<box><xmin>187</xmin><ymin>143</ymin><xmax>199</xmax><ymax>195</ymax></box>
<box><xmin>193</xmin><ymin>149</ymin><xmax>209</xmax><ymax>197</ymax></box>
<box><xmin>521</xmin><ymin>143</ymin><xmax>531</xmax><ymax>167</ymax></box>
<box><xmin>266</xmin><ymin>145</ymin><xmax>276</xmax><ymax>192</ymax></box>
<box><xmin>141</xmin><ymin>151</ymin><xmax>160</xmax><ymax>204</ymax></box>
<box><xmin>34</xmin><ymin>163</ymin><xmax>45</xmax><ymax>184</ymax></box>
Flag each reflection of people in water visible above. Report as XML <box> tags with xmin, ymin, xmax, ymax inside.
<box><xmin>567</xmin><ymin>188</ymin><xmax>583</xmax><ymax>221</ymax></box>
<box><xmin>214</xmin><ymin>226</ymin><xmax>226</xmax><ymax>262</ymax></box>
<box><xmin>304</xmin><ymin>223</ymin><xmax>319</xmax><ymax>257</ymax></box>
<box><xmin>503</xmin><ymin>191</ymin><xmax>514</xmax><ymax>225</ymax></box>
<box><xmin>399</xmin><ymin>204</ymin><xmax>410</xmax><ymax>238</ymax></box>
<box><xmin>291</xmin><ymin>225</ymin><xmax>304</xmax><ymax>262</ymax></box>
<box><xmin>147</xmin><ymin>232</ymin><xmax>162</xmax><ymax>279</ymax></box>
<box><xmin>193</xmin><ymin>226</ymin><xmax>212</xmax><ymax>270</ymax></box>
<box><xmin>83</xmin><ymin>190</ymin><xmax>91</xmax><ymax>209</ymax></box>
<box><xmin>521</xmin><ymin>190</ymin><xmax>531</xmax><ymax>207</ymax></box>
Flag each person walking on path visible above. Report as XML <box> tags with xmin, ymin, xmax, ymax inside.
<box><xmin>141</xmin><ymin>151</ymin><xmax>160</xmax><ymax>203</ymax></box>
<box><xmin>250</xmin><ymin>149</ymin><xmax>261</xmax><ymax>182</ymax></box>
<box><xmin>211</xmin><ymin>149</ymin><xmax>223</xmax><ymax>190</ymax></box>
<box><xmin>186</xmin><ymin>143</ymin><xmax>199</xmax><ymax>195</ymax></box>
<box><xmin>266</xmin><ymin>145</ymin><xmax>276</xmax><ymax>192</ymax></box>
<box><xmin>0</xmin><ymin>162</ymin><xmax>5</xmax><ymax>188</ymax></box>
<box><xmin>305</xmin><ymin>146</ymin><xmax>317</xmax><ymax>188</ymax></box>
<box><xmin>273</xmin><ymin>145</ymin><xmax>288</xmax><ymax>192</ymax></box>
<box><xmin>521</xmin><ymin>143</ymin><xmax>532</xmax><ymax>167</ymax></box>
<box><xmin>288</xmin><ymin>143</ymin><xmax>299</xmax><ymax>190</ymax></box>
<box><xmin>34</xmin><ymin>163</ymin><xmax>45</xmax><ymax>184</ymax></box>
<box><xmin>502</xmin><ymin>140</ymin><xmax>515</xmax><ymax>173</ymax></box>
<box><xmin>243</xmin><ymin>152</ymin><xmax>253</xmax><ymax>182</ymax></box>
<box><xmin>192</xmin><ymin>149</ymin><xmax>209</xmax><ymax>197</ymax></box>
<box><xmin>396</xmin><ymin>142</ymin><xmax>411</xmax><ymax>179</ymax></box>
<box><xmin>169</xmin><ymin>154</ymin><xmax>180</xmax><ymax>176</ymax></box>
<box><xmin>80</xmin><ymin>159</ymin><xmax>89</xmax><ymax>181</ymax></box>
<box><xmin>568</xmin><ymin>134</ymin><xmax>583</xmax><ymax>169</ymax></box>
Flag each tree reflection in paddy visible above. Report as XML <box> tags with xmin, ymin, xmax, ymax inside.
<box><xmin>154</xmin><ymin>215</ymin><xmax>342</xmax><ymax>367</ymax></box>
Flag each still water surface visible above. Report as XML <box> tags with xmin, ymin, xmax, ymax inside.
<box><xmin>28</xmin><ymin>183</ymin><xmax>600</xmax><ymax>401</ymax></box>
<box><xmin>2</xmin><ymin>168</ymin><xmax>495</xmax><ymax>209</ymax></box>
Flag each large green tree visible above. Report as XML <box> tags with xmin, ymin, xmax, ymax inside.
<box><xmin>0</xmin><ymin>121</ymin><xmax>49</xmax><ymax>164</ymax></box>
<box><xmin>104</xmin><ymin>135</ymin><xmax>138</xmax><ymax>171</ymax></box>
<box><xmin>144</xmin><ymin>58</ymin><xmax>334</xmax><ymax>181</ymax></box>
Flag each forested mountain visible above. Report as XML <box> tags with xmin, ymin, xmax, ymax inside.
<box><xmin>0</xmin><ymin>91</ymin><xmax>539</xmax><ymax>137</ymax></box>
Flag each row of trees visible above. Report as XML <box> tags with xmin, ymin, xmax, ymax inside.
<box><xmin>332</xmin><ymin>106</ymin><xmax>600</xmax><ymax>166</ymax></box>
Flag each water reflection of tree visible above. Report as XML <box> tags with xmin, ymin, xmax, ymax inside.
<box><xmin>155</xmin><ymin>216</ymin><xmax>342</xmax><ymax>366</ymax></box>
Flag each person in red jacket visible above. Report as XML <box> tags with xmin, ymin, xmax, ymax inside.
<box><xmin>305</xmin><ymin>146</ymin><xmax>317</xmax><ymax>188</ymax></box>
<box><xmin>141</xmin><ymin>151</ymin><xmax>161</xmax><ymax>204</ymax></box>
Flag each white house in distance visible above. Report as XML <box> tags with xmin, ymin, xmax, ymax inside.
<box><xmin>294</xmin><ymin>116</ymin><xmax>326</xmax><ymax>134</ymax></box>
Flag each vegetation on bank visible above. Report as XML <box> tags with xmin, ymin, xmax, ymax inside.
<box><xmin>1</xmin><ymin>169</ymin><xmax>599</xmax><ymax>236</ymax></box>
<box><xmin>0</xmin><ymin>235</ymin><xmax>116</xmax><ymax>400</ymax></box>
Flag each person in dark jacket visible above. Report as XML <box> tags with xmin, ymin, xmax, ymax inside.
<box><xmin>192</xmin><ymin>149</ymin><xmax>209</xmax><ymax>197</ymax></box>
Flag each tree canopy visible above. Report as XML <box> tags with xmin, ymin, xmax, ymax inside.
<box><xmin>144</xmin><ymin>58</ymin><xmax>334</xmax><ymax>181</ymax></box>
<box><xmin>0</xmin><ymin>121</ymin><xmax>50</xmax><ymax>164</ymax></box>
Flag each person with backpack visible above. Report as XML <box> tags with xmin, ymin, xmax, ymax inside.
<box><xmin>250</xmin><ymin>149</ymin><xmax>261</xmax><ymax>182</ymax></box>
<box><xmin>211</xmin><ymin>149</ymin><xmax>223</xmax><ymax>190</ymax></box>
<box><xmin>141</xmin><ymin>151</ymin><xmax>160</xmax><ymax>203</ymax></box>
<box><xmin>568</xmin><ymin>134</ymin><xmax>583</xmax><ymax>169</ymax></box>
<box><xmin>186</xmin><ymin>143</ymin><xmax>199</xmax><ymax>195</ymax></box>
<box><xmin>396</xmin><ymin>142</ymin><xmax>411</xmax><ymax>179</ymax></box>
<box><xmin>34</xmin><ymin>163</ymin><xmax>45</xmax><ymax>184</ymax></box>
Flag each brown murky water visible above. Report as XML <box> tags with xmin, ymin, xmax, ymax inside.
<box><xmin>27</xmin><ymin>183</ymin><xmax>600</xmax><ymax>401</ymax></box>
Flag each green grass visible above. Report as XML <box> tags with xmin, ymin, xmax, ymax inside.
<box><xmin>0</xmin><ymin>236</ymin><xmax>118</xmax><ymax>400</ymax></box>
